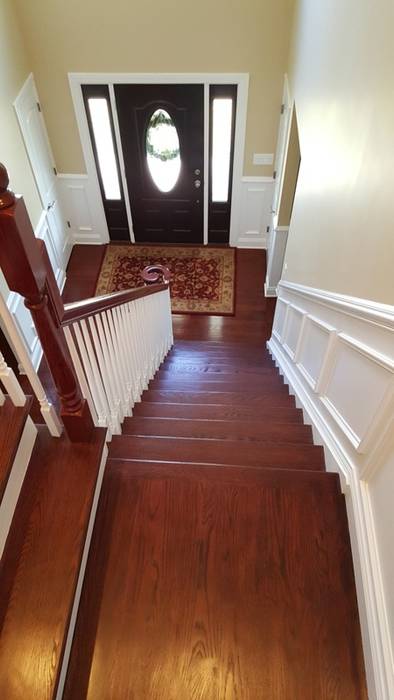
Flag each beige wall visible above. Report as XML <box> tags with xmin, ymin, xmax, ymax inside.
<box><xmin>13</xmin><ymin>0</ymin><xmax>293</xmax><ymax>176</ymax></box>
<box><xmin>0</xmin><ymin>0</ymin><xmax>42</xmax><ymax>228</ymax></box>
<box><xmin>277</xmin><ymin>106</ymin><xmax>300</xmax><ymax>227</ymax></box>
<box><xmin>283</xmin><ymin>0</ymin><xmax>394</xmax><ymax>304</ymax></box>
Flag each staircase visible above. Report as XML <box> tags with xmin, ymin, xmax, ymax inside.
<box><xmin>62</xmin><ymin>339</ymin><xmax>367</xmax><ymax>699</ymax></box>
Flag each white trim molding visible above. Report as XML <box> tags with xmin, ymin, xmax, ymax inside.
<box><xmin>269</xmin><ymin>281</ymin><xmax>394</xmax><ymax>700</ymax></box>
<box><xmin>67</xmin><ymin>72</ymin><xmax>250</xmax><ymax>247</ymax></box>
<box><xmin>265</xmin><ymin>225</ymin><xmax>289</xmax><ymax>296</ymax></box>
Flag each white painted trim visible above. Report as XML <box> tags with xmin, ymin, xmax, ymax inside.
<box><xmin>203</xmin><ymin>83</ymin><xmax>209</xmax><ymax>246</ymax></box>
<box><xmin>55</xmin><ymin>442</ymin><xmax>108</xmax><ymax>700</ymax></box>
<box><xmin>68</xmin><ymin>72</ymin><xmax>249</xmax><ymax>247</ymax></box>
<box><xmin>279</xmin><ymin>281</ymin><xmax>394</xmax><ymax>331</ymax></box>
<box><xmin>108</xmin><ymin>84</ymin><xmax>135</xmax><ymax>243</ymax></box>
<box><xmin>0</xmin><ymin>417</ymin><xmax>37</xmax><ymax>558</ymax></box>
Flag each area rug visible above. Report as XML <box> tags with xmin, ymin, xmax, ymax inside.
<box><xmin>95</xmin><ymin>245</ymin><xmax>236</xmax><ymax>315</ymax></box>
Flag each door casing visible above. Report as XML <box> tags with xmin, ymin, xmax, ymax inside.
<box><xmin>69</xmin><ymin>72</ymin><xmax>249</xmax><ymax>246</ymax></box>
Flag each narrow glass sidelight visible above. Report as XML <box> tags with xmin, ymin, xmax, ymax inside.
<box><xmin>87</xmin><ymin>98</ymin><xmax>121</xmax><ymax>200</ymax></box>
<box><xmin>146</xmin><ymin>109</ymin><xmax>181</xmax><ymax>192</ymax></box>
<box><xmin>211</xmin><ymin>98</ymin><xmax>233</xmax><ymax>202</ymax></box>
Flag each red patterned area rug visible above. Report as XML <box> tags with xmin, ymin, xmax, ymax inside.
<box><xmin>95</xmin><ymin>245</ymin><xmax>236</xmax><ymax>315</ymax></box>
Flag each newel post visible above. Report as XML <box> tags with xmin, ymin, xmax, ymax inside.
<box><xmin>0</xmin><ymin>163</ymin><xmax>94</xmax><ymax>441</ymax></box>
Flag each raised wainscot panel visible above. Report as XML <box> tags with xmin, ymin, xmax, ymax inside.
<box><xmin>282</xmin><ymin>304</ymin><xmax>306</xmax><ymax>361</ymax></box>
<box><xmin>272</xmin><ymin>298</ymin><xmax>289</xmax><ymax>343</ymax></box>
<box><xmin>321</xmin><ymin>334</ymin><xmax>394</xmax><ymax>452</ymax></box>
<box><xmin>297</xmin><ymin>316</ymin><xmax>336</xmax><ymax>392</ymax></box>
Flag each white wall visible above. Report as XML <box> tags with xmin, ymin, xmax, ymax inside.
<box><xmin>283</xmin><ymin>0</ymin><xmax>394</xmax><ymax>304</ymax></box>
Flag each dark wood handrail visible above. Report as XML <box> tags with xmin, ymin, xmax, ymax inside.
<box><xmin>0</xmin><ymin>162</ymin><xmax>172</xmax><ymax>441</ymax></box>
<box><xmin>62</xmin><ymin>283</ymin><xmax>168</xmax><ymax>325</ymax></box>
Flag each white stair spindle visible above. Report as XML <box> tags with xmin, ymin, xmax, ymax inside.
<box><xmin>0</xmin><ymin>352</ymin><xmax>26</xmax><ymax>407</ymax></box>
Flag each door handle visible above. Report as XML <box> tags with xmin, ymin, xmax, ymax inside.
<box><xmin>47</xmin><ymin>200</ymin><xmax>55</xmax><ymax>211</ymax></box>
<box><xmin>194</xmin><ymin>179</ymin><xmax>201</xmax><ymax>188</ymax></box>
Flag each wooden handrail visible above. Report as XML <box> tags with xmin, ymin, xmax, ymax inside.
<box><xmin>0</xmin><ymin>163</ymin><xmax>172</xmax><ymax>441</ymax></box>
<box><xmin>62</xmin><ymin>283</ymin><xmax>168</xmax><ymax>325</ymax></box>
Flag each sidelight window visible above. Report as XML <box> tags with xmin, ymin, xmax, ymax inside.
<box><xmin>146</xmin><ymin>109</ymin><xmax>181</xmax><ymax>193</ymax></box>
<box><xmin>87</xmin><ymin>97</ymin><xmax>121</xmax><ymax>200</ymax></box>
<box><xmin>211</xmin><ymin>98</ymin><xmax>233</xmax><ymax>202</ymax></box>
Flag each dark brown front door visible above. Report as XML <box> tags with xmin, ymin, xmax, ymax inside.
<box><xmin>115</xmin><ymin>84</ymin><xmax>204</xmax><ymax>244</ymax></box>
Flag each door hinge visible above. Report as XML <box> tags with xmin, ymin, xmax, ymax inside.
<box><xmin>37</xmin><ymin>102</ymin><xmax>41</xmax><ymax>112</ymax></box>
<box><xmin>53</xmin><ymin>166</ymin><xmax>57</xmax><ymax>176</ymax></box>
<box><xmin>66</xmin><ymin>220</ymin><xmax>71</xmax><ymax>228</ymax></box>
<box><xmin>280</xmin><ymin>103</ymin><xmax>285</xmax><ymax>115</ymax></box>
<box><xmin>273</xmin><ymin>170</ymin><xmax>277</xmax><ymax>179</ymax></box>
<box><xmin>266</xmin><ymin>225</ymin><xmax>270</xmax><ymax>233</ymax></box>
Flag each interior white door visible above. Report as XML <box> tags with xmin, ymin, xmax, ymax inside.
<box><xmin>13</xmin><ymin>74</ymin><xmax>71</xmax><ymax>284</ymax></box>
<box><xmin>271</xmin><ymin>77</ymin><xmax>292</xmax><ymax>217</ymax></box>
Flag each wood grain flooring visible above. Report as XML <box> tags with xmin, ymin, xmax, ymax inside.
<box><xmin>0</xmin><ymin>397</ymin><xmax>32</xmax><ymax>503</ymax></box>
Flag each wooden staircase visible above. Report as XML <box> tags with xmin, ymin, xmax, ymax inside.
<box><xmin>62</xmin><ymin>339</ymin><xmax>367</xmax><ymax>699</ymax></box>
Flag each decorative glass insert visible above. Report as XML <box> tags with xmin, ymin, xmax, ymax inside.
<box><xmin>211</xmin><ymin>98</ymin><xmax>233</xmax><ymax>202</ymax></box>
<box><xmin>88</xmin><ymin>97</ymin><xmax>121</xmax><ymax>200</ymax></box>
<box><xmin>146</xmin><ymin>109</ymin><xmax>181</xmax><ymax>192</ymax></box>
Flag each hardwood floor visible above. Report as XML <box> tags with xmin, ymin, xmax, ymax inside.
<box><xmin>62</xmin><ymin>245</ymin><xmax>276</xmax><ymax>343</ymax></box>
<box><xmin>61</xmin><ymin>247</ymin><xmax>366</xmax><ymax>697</ymax></box>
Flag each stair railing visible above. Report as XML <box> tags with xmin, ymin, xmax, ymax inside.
<box><xmin>0</xmin><ymin>293</ymin><xmax>62</xmax><ymax>435</ymax></box>
<box><xmin>0</xmin><ymin>162</ymin><xmax>173</xmax><ymax>441</ymax></box>
<box><xmin>62</xmin><ymin>282</ymin><xmax>172</xmax><ymax>437</ymax></box>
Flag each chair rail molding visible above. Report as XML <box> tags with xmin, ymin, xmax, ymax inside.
<box><xmin>268</xmin><ymin>280</ymin><xmax>394</xmax><ymax>700</ymax></box>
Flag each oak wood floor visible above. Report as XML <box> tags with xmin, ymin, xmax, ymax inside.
<box><xmin>60</xmin><ymin>246</ymin><xmax>367</xmax><ymax>698</ymax></box>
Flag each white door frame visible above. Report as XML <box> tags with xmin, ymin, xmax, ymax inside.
<box><xmin>68</xmin><ymin>72</ymin><xmax>249</xmax><ymax>246</ymax></box>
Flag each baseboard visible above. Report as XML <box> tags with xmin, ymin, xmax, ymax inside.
<box><xmin>268</xmin><ymin>334</ymin><xmax>394</xmax><ymax>700</ymax></box>
<box><xmin>55</xmin><ymin>441</ymin><xmax>108</xmax><ymax>700</ymax></box>
<box><xmin>264</xmin><ymin>282</ymin><xmax>277</xmax><ymax>297</ymax></box>
<box><xmin>0</xmin><ymin>416</ymin><xmax>37</xmax><ymax>558</ymax></box>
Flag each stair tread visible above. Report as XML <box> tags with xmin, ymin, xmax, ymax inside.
<box><xmin>0</xmin><ymin>426</ymin><xmax>106</xmax><ymax>700</ymax></box>
<box><xmin>159</xmin><ymin>365</ymin><xmax>277</xmax><ymax>375</ymax></box>
<box><xmin>0</xmin><ymin>397</ymin><xmax>33</xmax><ymax>505</ymax></box>
<box><xmin>122</xmin><ymin>416</ymin><xmax>313</xmax><ymax>443</ymax></box>
<box><xmin>109</xmin><ymin>435</ymin><xmax>325</xmax><ymax>471</ymax></box>
<box><xmin>133</xmin><ymin>402</ymin><xmax>304</xmax><ymax>422</ymax></box>
<box><xmin>64</xmin><ymin>456</ymin><xmax>362</xmax><ymax>697</ymax></box>
<box><xmin>141</xmin><ymin>389</ymin><xmax>295</xmax><ymax>406</ymax></box>
<box><xmin>106</xmin><ymin>459</ymin><xmax>340</xmax><ymax>489</ymax></box>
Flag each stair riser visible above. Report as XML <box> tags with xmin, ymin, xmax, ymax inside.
<box><xmin>109</xmin><ymin>436</ymin><xmax>324</xmax><ymax>471</ymax></box>
<box><xmin>132</xmin><ymin>403</ymin><xmax>304</xmax><ymax>422</ymax></box>
<box><xmin>149</xmin><ymin>379</ymin><xmax>286</xmax><ymax>392</ymax></box>
<box><xmin>141</xmin><ymin>390</ymin><xmax>295</xmax><ymax>406</ymax></box>
<box><xmin>122</xmin><ymin>417</ymin><xmax>313</xmax><ymax>444</ymax></box>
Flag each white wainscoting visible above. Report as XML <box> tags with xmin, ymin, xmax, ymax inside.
<box><xmin>57</xmin><ymin>174</ymin><xmax>109</xmax><ymax>245</ymax></box>
<box><xmin>235</xmin><ymin>177</ymin><xmax>274</xmax><ymax>249</ymax></box>
<box><xmin>268</xmin><ymin>280</ymin><xmax>394</xmax><ymax>700</ymax></box>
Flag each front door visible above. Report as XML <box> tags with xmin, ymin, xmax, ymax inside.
<box><xmin>115</xmin><ymin>84</ymin><xmax>204</xmax><ymax>244</ymax></box>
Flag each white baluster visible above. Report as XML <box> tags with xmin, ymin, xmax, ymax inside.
<box><xmin>0</xmin><ymin>352</ymin><xmax>26</xmax><ymax>406</ymax></box>
<box><xmin>0</xmin><ymin>291</ymin><xmax>62</xmax><ymax>436</ymax></box>
<box><xmin>88</xmin><ymin>315</ymin><xmax>121</xmax><ymax>434</ymax></box>
<box><xmin>73</xmin><ymin>321</ymin><xmax>110</xmax><ymax>428</ymax></box>
<box><xmin>101</xmin><ymin>310</ymin><xmax>126</xmax><ymax>418</ymax></box>
<box><xmin>64</xmin><ymin>325</ymin><xmax>99</xmax><ymax>428</ymax></box>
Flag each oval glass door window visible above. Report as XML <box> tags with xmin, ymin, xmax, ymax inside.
<box><xmin>146</xmin><ymin>109</ymin><xmax>181</xmax><ymax>192</ymax></box>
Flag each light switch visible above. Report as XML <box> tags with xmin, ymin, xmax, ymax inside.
<box><xmin>253</xmin><ymin>153</ymin><xmax>274</xmax><ymax>165</ymax></box>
